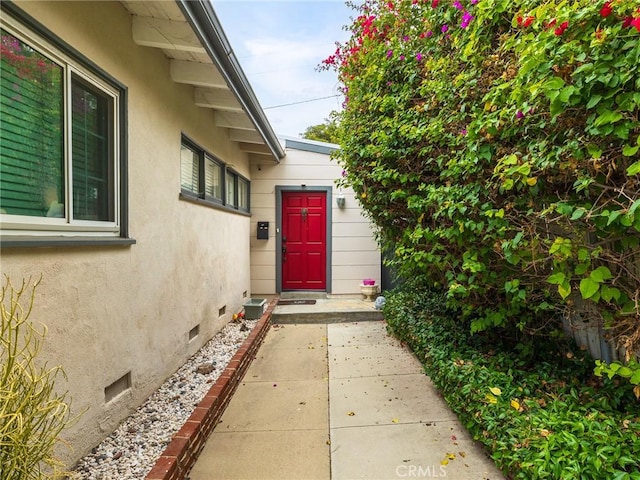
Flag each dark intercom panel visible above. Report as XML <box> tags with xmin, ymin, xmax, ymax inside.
<box><xmin>257</xmin><ymin>221</ymin><xmax>269</xmax><ymax>240</ymax></box>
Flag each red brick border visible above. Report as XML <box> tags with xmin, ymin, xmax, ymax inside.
<box><xmin>145</xmin><ymin>298</ymin><xmax>277</xmax><ymax>480</ymax></box>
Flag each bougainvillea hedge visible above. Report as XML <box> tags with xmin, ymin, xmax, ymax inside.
<box><xmin>324</xmin><ymin>0</ymin><xmax>640</xmax><ymax>385</ymax></box>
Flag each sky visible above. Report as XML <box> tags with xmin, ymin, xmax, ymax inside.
<box><xmin>212</xmin><ymin>1</ymin><xmax>355</xmax><ymax>138</ymax></box>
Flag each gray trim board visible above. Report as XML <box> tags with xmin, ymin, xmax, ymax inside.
<box><xmin>284</xmin><ymin>138</ymin><xmax>339</xmax><ymax>156</ymax></box>
<box><xmin>0</xmin><ymin>237</ymin><xmax>136</xmax><ymax>248</ymax></box>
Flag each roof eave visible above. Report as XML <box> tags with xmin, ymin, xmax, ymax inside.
<box><xmin>176</xmin><ymin>0</ymin><xmax>285</xmax><ymax>162</ymax></box>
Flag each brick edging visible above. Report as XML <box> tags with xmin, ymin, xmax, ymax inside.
<box><xmin>145</xmin><ymin>298</ymin><xmax>277</xmax><ymax>480</ymax></box>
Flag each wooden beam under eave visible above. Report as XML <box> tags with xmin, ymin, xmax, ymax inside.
<box><xmin>132</xmin><ymin>16</ymin><xmax>205</xmax><ymax>53</ymax></box>
<box><xmin>238</xmin><ymin>142</ymin><xmax>272</xmax><ymax>155</ymax></box>
<box><xmin>249</xmin><ymin>152</ymin><xmax>278</xmax><ymax>163</ymax></box>
<box><xmin>229</xmin><ymin>129</ymin><xmax>266</xmax><ymax>144</ymax></box>
<box><xmin>170</xmin><ymin>60</ymin><xmax>228</xmax><ymax>88</ymax></box>
<box><xmin>215</xmin><ymin>111</ymin><xmax>255</xmax><ymax>131</ymax></box>
<box><xmin>194</xmin><ymin>88</ymin><xmax>244</xmax><ymax>112</ymax></box>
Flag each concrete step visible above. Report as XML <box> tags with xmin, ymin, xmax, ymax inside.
<box><xmin>272</xmin><ymin>296</ymin><xmax>384</xmax><ymax>324</ymax></box>
<box><xmin>279</xmin><ymin>291</ymin><xmax>328</xmax><ymax>300</ymax></box>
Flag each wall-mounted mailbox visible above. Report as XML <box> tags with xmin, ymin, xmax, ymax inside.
<box><xmin>257</xmin><ymin>221</ymin><xmax>269</xmax><ymax>240</ymax></box>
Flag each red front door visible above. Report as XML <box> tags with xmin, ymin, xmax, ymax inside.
<box><xmin>282</xmin><ymin>191</ymin><xmax>327</xmax><ymax>290</ymax></box>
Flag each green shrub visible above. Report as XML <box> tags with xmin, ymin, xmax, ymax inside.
<box><xmin>0</xmin><ymin>277</ymin><xmax>75</xmax><ymax>480</ymax></box>
<box><xmin>385</xmin><ymin>285</ymin><xmax>640</xmax><ymax>479</ymax></box>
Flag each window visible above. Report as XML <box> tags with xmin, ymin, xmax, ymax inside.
<box><xmin>238</xmin><ymin>177</ymin><xmax>249</xmax><ymax>211</ymax></box>
<box><xmin>180</xmin><ymin>136</ymin><xmax>249</xmax><ymax>213</ymax></box>
<box><xmin>204</xmin><ymin>155</ymin><xmax>222</xmax><ymax>201</ymax></box>
<box><xmin>0</xmin><ymin>12</ymin><xmax>125</xmax><ymax>239</ymax></box>
<box><xmin>226</xmin><ymin>172</ymin><xmax>236</xmax><ymax>208</ymax></box>
<box><xmin>180</xmin><ymin>143</ymin><xmax>199</xmax><ymax>195</ymax></box>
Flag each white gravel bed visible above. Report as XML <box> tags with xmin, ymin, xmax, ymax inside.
<box><xmin>69</xmin><ymin>319</ymin><xmax>258</xmax><ymax>480</ymax></box>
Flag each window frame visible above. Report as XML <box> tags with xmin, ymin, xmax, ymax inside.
<box><xmin>0</xmin><ymin>5</ymin><xmax>130</xmax><ymax>245</ymax></box>
<box><xmin>179</xmin><ymin>134</ymin><xmax>250</xmax><ymax>215</ymax></box>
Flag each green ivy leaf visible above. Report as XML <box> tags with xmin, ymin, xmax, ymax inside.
<box><xmin>586</xmin><ymin>94</ymin><xmax>602</xmax><ymax>109</ymax></box>
<box><xmin>606</xmin><ymin>210</ymin><xmax>622</xmax><ymax>225</ymax></box>
<box><xmin>627</xmin><ymin>162</ymin><xmax>640</xmax><ymax>175</ymax></box>
<box><xmin>594</xmin><ymin>110</ymin><xmax>623</xmax><ymax>127</ymax></box>
<box><xmin>621</xmin><ymin>213</ymin><xmax>634</xmax><ymax>227</ymax></box>
<box><xmin>623</xmin><ymin>145</ymin><xmax>640</xmax><ymax>157</ymax></box>
<box><xmin>558</xmin><ymin>280</ymin><xmax>571</xmax><ymax>300</ymax></box>
<box><xmin>543</xmin><ymin>76</ymin><xmax>565</xmax><ymax>91</ymax></box>
<box><xmin>600</xmin><ymin>286</ymin><xmax>621</xmax><ymax>302</ymax></box>
<box><xmin>574</xmin><ymin>263</ymin><xmax>589</xmax><ymax>275</ymax></box>
<box><xmin>577</xmin><ymin>248</ymin><xmax>590</xmax><ymax>262</ymax></box>
<box><xmin>590</xmin><ymin>266</ymin><xmax>612</xmax><ymax>282</ymax></box>
<box><xmin>586</xmin><ymin>144</ymin><xmax>602</xmax><ymax>158</ymax></box>
<box><xmin>580</xmin><ymin>277</ymin><xmax>600</xmax><ymax>299</ymax></box>
<box><xmin>617</xmin><ymin>366</ymin><xmax>633</xmax><ymax>378</ymax></box>
<box><xmin>547</xmin><ymin>272</ymin><xmax>566</xmax><ymax>285</ymax></box>
<box><xmin>570</xmin><ymin>208</ymin><xmax>585</xmax><ymax>220</ymax></box>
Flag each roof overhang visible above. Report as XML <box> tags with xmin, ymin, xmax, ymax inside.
<box><xmin>121</xmin><ymin>0</ymin><xmax>285</xmax><ymax>163</ymax></box>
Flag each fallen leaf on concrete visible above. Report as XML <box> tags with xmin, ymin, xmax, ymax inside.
<box><xmin>347</xmin><ymin>411</ymin><xmax>356</xmax><ymax>416</ymax></box>
<box><xmin>391</xmin><ymin>418</ymin><xmax>399</xmax><ymax>423</ymax></box>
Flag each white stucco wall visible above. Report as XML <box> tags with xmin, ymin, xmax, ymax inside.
<box><xmin>250</xmin><ymin>140</ymin><xmax>381</xmax><ymax>295</ymax></box>
<box><xmin>0</xmin><ymin>1</ymin><xmax>252</xmax><ymax>467</ymax></box>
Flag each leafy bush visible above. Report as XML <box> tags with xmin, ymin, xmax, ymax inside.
<box><xmin>324</xmin><ymin>0</ymin><xmax>640</xmax><ymax>379</ymax></box>
<box><xmin>385</xmin><ymin>285</ymin><xmax>640</xmax><ymax>479</ymax></box>
<box><xmin>0</xmin><ymin>277</ymin><xmax>75</xmax><ymax>479</ymax></box>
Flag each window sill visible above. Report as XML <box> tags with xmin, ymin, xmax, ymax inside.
<box><xmin>0</xmin><ymin>236</ymin><xmax>136</xmax><ymax>248</ymax></box>
<box><xmin>179</xmin><ymin>193</ymin><xmax>250</xmax><ymax>216</ymax></box>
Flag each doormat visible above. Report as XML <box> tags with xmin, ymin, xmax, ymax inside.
<box><xmin>277</xmin><ymin>299</ymin><xmax>317</xmax><ymax>306</ymax></box>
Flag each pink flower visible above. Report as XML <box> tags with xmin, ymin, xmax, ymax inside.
<box><xmin>441</xmin><ymin>24</ymin><xmax>449</xmax><ymax>33</ymax></box>
<box><xmin>432</xmin><ymin>0</ymin><xmax>440</xmax><ymax>7</ymax></box>
<box><xmin>600</xmin><ymin>1</ymin><xmax>613</xmax><ymax>17</ymax></box>
<box><xmin>461</xmin><ymin>11</ymin><xmax>474</xmax><ymax>28</ymax></box>
<box><xmin>416</xmin><ymin>52</ymin><xmax>423</xmax><ymax>61</ymax></box>
<box><xmin>516</xmin><ymin>110</ymin><xmax>524</xmax><ymax>119</ymax></box>
<box><xmin>453</xmin><ymin>0</ymin><xmax>463</xmax><ymax>10</ymax></box>
<box><xmin>387</xmin><ymin>50</ymin><xmax>393</xmax><ymax>58</ymax></box>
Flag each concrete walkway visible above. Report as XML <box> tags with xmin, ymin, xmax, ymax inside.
<box><xmin>188</xmin><ymin>320</ymin><xmax>504</xmax><ymax>480</ymax></box>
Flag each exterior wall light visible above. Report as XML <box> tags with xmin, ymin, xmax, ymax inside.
<box><xmin>336</xmin><ymin>193</ymin><xmax>346</xmax><ymax>209</ymax></box>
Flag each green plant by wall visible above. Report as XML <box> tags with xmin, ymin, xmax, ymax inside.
<box><xmin>323</xmin><ymin>0</ymin><xmax>640</xmax><ymax>386</ymax></box>
<box><xmin>1</xmin><ymin>277</ymin><xmax>74</xmax><ymax>479</ymax></box>
<box><xmin>384</xmin><ymin>285</ymin><xmax>640</xmax><ymax>479</ymax></box>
